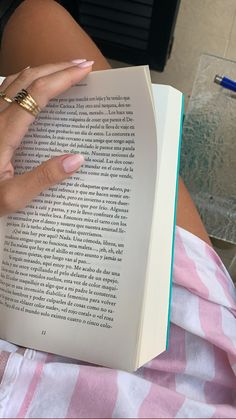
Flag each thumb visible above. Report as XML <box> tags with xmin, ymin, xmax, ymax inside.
<box><xmin>0</xmin><ymin>154</ymin><xmax>85</xmax><ymax>215</ymax></box>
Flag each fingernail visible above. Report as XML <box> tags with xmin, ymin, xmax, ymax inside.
<box><xmin>23</xmin><ymin>66</ymin><xmax>30</xmax><ymax>71</ymax></box>
<box><xmin>62</xmin><ymin>154</ymin><xmax>85</xmax><ymax>173</ymax></box>
<box><xmin>71</xmin><ymin>59</ymin><xmax>87</xmax><ymax>64</ymax></box>
<box><xmin>78</xmin><ymin>60</ymin><xmax>94</xmax><ymax>69</ymax></box>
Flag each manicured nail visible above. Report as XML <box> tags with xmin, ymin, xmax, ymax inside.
<box><xmin>78</xmin><ymin>60</ymin><xmax>94</xmax><ymax>68</ymax></box>
<box><xmin>71</xmin><ymin>59</ymin><xmax>87</xmax><ymax>64</ymax></box>
<box><xmin>62</xmin><ymin>154</ymin><xmax>85</xmax><ymax>173</ymax></box>
<box><xmin>23</xmin><ymin>66</ymin><xmax>31</xmax><ymax>71</ymax></box>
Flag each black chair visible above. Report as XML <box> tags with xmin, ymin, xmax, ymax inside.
<box><xmin>60</xmin><ymin>0</ymin><xmax>181</xmax><ymax>71</ymax></box>
<box><xmin>0</xmin><ymin>0</ymin><xmax>23</xmax><ymax>41</ymax></box>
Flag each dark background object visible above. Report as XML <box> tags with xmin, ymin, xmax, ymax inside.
<box><xmin>0</xmin><ymin>0</ymin><xmax>23</xmax><ymax>41</ymax></box>
<box><xmin>59</xmin><ymin>0</ymin><xmax>181</xmax><ymax>71</ymax></box>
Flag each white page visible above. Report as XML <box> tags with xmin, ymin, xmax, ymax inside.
<box><xmin>0</xmin><ymin>67</ymin><xmax>158</xmax><ymax>371</ymax></box>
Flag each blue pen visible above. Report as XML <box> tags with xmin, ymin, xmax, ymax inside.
<box><xmin>214</xmin><ymin>74</ymin><xmax>236</xmax><ymax>92</ymax></box>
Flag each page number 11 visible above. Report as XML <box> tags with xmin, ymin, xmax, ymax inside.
<box><xmin>41</xmin><ymin>330</ymin><xmax>47</xmax><ymax>336</ymax></box>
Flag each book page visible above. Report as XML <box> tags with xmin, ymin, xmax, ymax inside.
<box><xmin>0</xmin><ymin>66</ymin><xmax>158</xmax><ymax>370</ymax></box>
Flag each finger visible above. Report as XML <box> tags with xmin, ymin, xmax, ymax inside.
<box><xmin>0</xmin><ymin>61</ymin><xmax>93</xmax><ymax>160</ymax></box>
<box><xmin>0</xmin><ymin>73</ymin><xmax>21</xmax><ymax>112</ymax></box>
<box><xmin>1</xmin><ymin>59</ymin><xmax>87</xmax><ymax>99</ymax></box>
<box><xmin>0</xmin><ymin>60</ymin><xmax>87</xmax><ymax>112</ymax></box>
<box><xmin>0</xmin><ymin>153</ymin><xmax>85</xmax><ymax>216</ymax></box>
<box><xmin>0</xmin><ymin>70</ymin><xmax>23</xmax><ymax>91</ymax></box>
<box><xmin>28</xmin><ymin>60</ymin><xmax>94</xmax><ymax>108</ymax></box>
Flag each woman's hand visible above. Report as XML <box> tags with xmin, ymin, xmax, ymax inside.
<box><xmin>0</xmin><ymin>60</ymin><xmax>93</xmax><ymax>216</ymax></box>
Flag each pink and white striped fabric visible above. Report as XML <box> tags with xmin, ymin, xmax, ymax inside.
<box><xmin>0</xmin><ymin>227</ymin><xmax>235</xmax><ymax>418</ymax></box>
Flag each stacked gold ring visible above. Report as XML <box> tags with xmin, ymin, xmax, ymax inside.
<box><xmin>0</xmin><ymin>91</ymin><xmax>13</xmax><ymax>103</ymax></box>
<box><xmin>14</xmin><ymin>89</ymin><xmax>41</xmax><ymax>117</ymax></box>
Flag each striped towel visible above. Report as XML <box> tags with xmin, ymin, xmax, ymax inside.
<box><xmin>0</xmin><ymin>227</ymin><xmax>235</xmax><ymax>418</ymax></box>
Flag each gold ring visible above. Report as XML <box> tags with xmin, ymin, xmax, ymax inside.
<box><xmin>0</xmin><ymin>91</ymin><xmax>13</xmax><ymax>104</ymax></box>
<box><xmin>14</xmin><ymin>89</ymin><xmax>41</xmax><ymax>117</ymax></box>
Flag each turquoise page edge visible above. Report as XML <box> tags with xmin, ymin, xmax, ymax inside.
<box><xmin>166</xmin><ymin>94</ymin><xmax>185</xmax><ymax>349</ymax></box>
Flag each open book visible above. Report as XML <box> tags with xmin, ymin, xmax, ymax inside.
<box><xmin>0</xmin><ymin>66</ymin><xmax>183</xmax><ymax>371</ymax></box>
